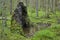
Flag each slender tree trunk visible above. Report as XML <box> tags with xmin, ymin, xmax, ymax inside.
<box><xmin>25</xmin><ymin>0</ymin><xmax>28</xmax><ymax>6</ymax></box>
<box><xmin>2</xmin><ymin>0</ymin><xmax>7</xmax><ymax>40</ymax></box>
<box><xmin>36</xmin><ymin>0</ymin><xmax>38</xmax><ymax>17</ymax></box>
<box><xmin>51</xmin><ymin>0</ymin><xmax>56</xmax><ymax>14</ymax></box>
<box><xmin>45</xmin><ymin>0</ymin><xmax>50</xmax><ymax>18</ymax></box>
<box><xmin>10</xmin><ymin>0</ymin><xmax>12</xmax><ymax>14</ymax></box>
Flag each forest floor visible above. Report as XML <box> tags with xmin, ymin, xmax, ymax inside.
<box><xmin>0</xmin><ymin>9</ymin><xmax>60</xmax><ymax>40</ymax></box>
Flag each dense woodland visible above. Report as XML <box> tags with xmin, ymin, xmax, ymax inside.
<box><xmin>0</xmin><ymin>0</ymin><xmax>60</xmax><ymax>40</ymax></box>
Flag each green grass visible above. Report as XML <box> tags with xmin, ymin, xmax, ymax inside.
<box><xmin>31</xmin><ymin>24</ymin><xmax>60</xmax><ymax>40</ymax></box>
<box><xmin>0</xmin><ymin>8</ymin><xmax>60</xmax><ymax>40</ymax></box>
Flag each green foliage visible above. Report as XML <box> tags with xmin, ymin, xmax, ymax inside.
<box><xmin>31</xmin><ymin>24</ymin><xmax>60</xmax><ymax>40</ymax></box>
<box><xmin>0</xmin><ymin>1</ymin><xmax>60</xmax><ymax>40</ymax></box>
<box><xmin>31</xmin><ymin>30</ymin><xmax>56</xmax><ymax>40</ymax></box>
<box><xmin>0</xmin><ymin>9</ymin><xmax>60</xmax><ymax>40</ymax></box>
